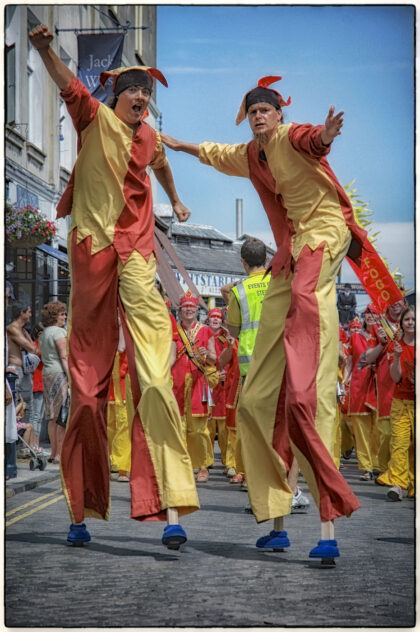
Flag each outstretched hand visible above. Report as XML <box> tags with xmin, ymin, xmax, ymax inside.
<box><xmin>322</xmin><ymin>106</ymin><xmax>344</xmax><ymax>145</ymax></box>
<box><xmin>173</xmin><ymin>200</ymin><xmax>191</xmax><ymax>223</ymax></box>
<box><xmin>160</xmin><ymin>133</ymin><xmax>180</xmax><ymax>151</ymax></box>
<box><xmin>29</xmin><ymin>24</ymin><xmax>54</xmax><ymax>50</ymax></box>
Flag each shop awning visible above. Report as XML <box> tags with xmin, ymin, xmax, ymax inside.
<box><xmin>36</xmin><ymin>243</ymin><xmax>68</xmax><ymax>265</ymax></box>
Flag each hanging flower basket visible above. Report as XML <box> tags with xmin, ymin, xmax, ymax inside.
<box><xmin>5</xmin><ymin>204</ymin><xmax>57</xmax><ymax>249</ymax></box>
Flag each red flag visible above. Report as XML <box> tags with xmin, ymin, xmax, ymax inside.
<box><xmin>346</xmin><ymin>238</ymin><xmax>404</xmax><ymax>313</ymax></box>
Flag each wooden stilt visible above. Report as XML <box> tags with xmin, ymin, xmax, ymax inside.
<box><xmin>321</xmin><ymin>520</ymin><xmax>334</xmax><ymax>540</ymax></box>
<box><xmin>274</xmin><ymin>516</ymin><xmax>284</xmax><ymax>532</ymax></box>
<box><xmin>166</xmin><ymin>507</ymin><xmax>179</xmax><ymax>525</ymax></box>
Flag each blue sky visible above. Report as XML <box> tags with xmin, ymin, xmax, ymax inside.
<box><xmin>155</xmin><ymin>5</ymin><xmax>415</xmax><ymax>294</ymax></box>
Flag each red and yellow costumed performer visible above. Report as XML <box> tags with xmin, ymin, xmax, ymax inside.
<box><xmin>342</xmin><ymin>313</ymin><xmax>378</xmax><ymax>480</ymax></box>
<box><xmin>161</xmin><ymin>75</ymin><xmax>365</xmax><ymax>560</ymax></box>
<box><xmin>363</xmin><ymin>299</ymin><xmax>405</xmax><ymax>475</ymax></box>
<box><xmin>29</xmin><ymin>25</ymin><xmax>199</xmax><ymax>549</ymax></box>
<box><xmin>206</xmin><ymin>308</ymin><xmax>234</xmax><ymax>470</ymax></box>
<box><xmin>171</xmin><ymin>291</ymin><xmax>216</xmax><ymax>483</ymax></box>
<box><xmin>376</xmin><ymin>306</ymin><xmax>415</xmax><ymax>500</ymax></box>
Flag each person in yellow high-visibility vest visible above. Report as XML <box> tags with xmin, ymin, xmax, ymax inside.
<box><xmin>226</xmin><ymin>238</ymin><xmax>271</xmax><ymax>489</ymax></box>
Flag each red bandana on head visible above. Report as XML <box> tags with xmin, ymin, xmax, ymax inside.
<box><xmin>236</xmin><ymin>75</ymin><xmax>291</xmax><ymax>125</ymax></box>
<box><xmin>99</xmin><ymin>66</ymin><xmax>168</xmax><ymax>120</ymax></box>
<box><xmin>208</xmin><ymin>308</ymin><xmax>223</xmax><ymax>319</ymax></box>
<box><xmin>179</xmin><ymin>289</ymin><xmax>199</xmax><ymax>308</ymax></box>
<box><xmin>365</xmin><ymin>302</ymin><xmax>379</xmax><ymax>317</ymax></box>
<box><xmin>349</xmin><ymin>317</ymin><xmax>363</xmax><ymax>332</ymax></box>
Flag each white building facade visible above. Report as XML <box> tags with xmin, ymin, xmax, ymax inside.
<box><xmin>5</xmin><ymin>4</ymin><xmax>159</xmax><ymax>323</ymax></box>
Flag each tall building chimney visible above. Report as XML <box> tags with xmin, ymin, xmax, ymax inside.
<box><xmin>236</xmin><ymin>198</ymin><xmax>243</xmax><ymax>239</ymax></box>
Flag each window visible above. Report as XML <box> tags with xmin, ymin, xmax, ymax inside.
<box><xmin>58</xmin><ymin>47</ymin><xmax>74</xmax><ymax>171</ymax></box>
<box><xmin>6</xmin><ymin>44</ymin><xmax>15</xmax><ymax>125</ymax></box>
<box><xmin>27</xmin><ymin>49</ymin><xmax>44</xmax><ymax>147</ymax></box>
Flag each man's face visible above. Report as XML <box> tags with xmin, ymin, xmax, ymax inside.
<box><xmin>248</xmin><ymin>102</ymin><xmax>282</xmax><ymax>141</ymax></box>
<box><xmin>22</xmin><ymin>307</ymin><xmax>31</xmax><ymax>323</ymax></box>
<box><xmin>388</xmin><ymin>300</ymin><xmax>404</xmax><ymax>321</ymax></box>
<box><xmin>180</xmin><ymin>305</ymin><xmax>198</xmax><ymax>322</ymax></box>
<box><xmin>114</xmin><ymin>85</ymin><xmax>151</xmax><ymax>129</ymax></box>
<box><xmin>209</xmin><ymin>315</ymin><xmax>222</xmax><ymax>332</ymax></box>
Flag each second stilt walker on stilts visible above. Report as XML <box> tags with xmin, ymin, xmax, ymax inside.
<box><xmin>161</xmin><ymin>74</ymin><xmax>363</xmax><ymax>564</ymax></box>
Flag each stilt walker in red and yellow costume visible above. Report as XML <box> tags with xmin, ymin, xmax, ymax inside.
<box><xmin>161</xmin><ymin>75</ymin><xmax>364</xmax><ymax>563</ymax></box>
<box><xmin>29</xmin><ymin>25</ymin><xmax>199</xmax><ymax>550</ymax></box>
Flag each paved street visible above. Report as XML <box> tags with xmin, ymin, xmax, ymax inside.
<box><xmin>5</xmin><ymin>450</ymin><xmax>415</xmax><ymax>628</ymax></box>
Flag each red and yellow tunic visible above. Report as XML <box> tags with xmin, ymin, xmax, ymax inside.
<box><xmin>372</xmin><ymin>322</ymin><xmax>399</xmax><ymax>418</ymax></box>
<box><xmin>225</xmin><ymin>341</ymin><xmax>241</xmax><ymax>428</ymax></box>
<box><xmin>346</xmin><ymin>331</ymin><xmax>377</xmax><ymax>414</ymax></box>
<box><xmin>171</xmin><ymin>322</ymin><xmax>213</xmax><ymax>417</ymax></box>
<box><xmin>57</xmin><ymin>76</ymin><xmax>167</xmax><ymax>263</ymax></box>
<box><xmin>199</xmin><ymin>123</ymin><xmax>366</xmax><ymax>277</ymax></box>
<box><xmin>210</xmin><ymin>329</ymin><xmax>232</xmax><ymax>419</ymax></box>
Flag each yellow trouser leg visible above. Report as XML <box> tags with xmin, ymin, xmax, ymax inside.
<box><xmin>111</xmin><ymin>401</ymin><xmax>132</xmax><ymax>473</ymax></box>
<box><xmin>206</xmin><ymin>418</ymin><xmax>216</xmax><ymax>466</ymax></box>
<box><xmin>215</xmin><ymin>418</ymin><xmax>228</xmax><ymax>464</ymax></box>
<box><xmin>350</xmin><ymin>413</ymin><xmax>375</xmax><ymax>471</ymax></box>
<box><xmin>186</xmin><ymin>414</ymin><xmax>212</xmax><ymax>470</ymax></box>
<box><xmin>378</xmin><ymin>399</ymin><xmax>414</xmax><ymax>490</ymax></box>
<box><xmin>224</xmin><ymin>426</ymin><xmax>237</xmax><ymax>469</ymax></box>
<box><xmin>377</xmin><ymin>417</ymin><xmax>392</xmax><ymax>473</ymax></box>
<box><xmin>340</xmin><ymin>413</ymin><xmax>354</xmax><ymax>455</ymax></box>
<box><xmin>369</xmin><ymin>412</ymin><xmax>380</xmax><ymax>471</ymax></box>
<box><xmin>107</xmin><ymin>403</ymin><xmax>117</xmax><ymax>466</ymax></box>
<box><xmin>118</xmin><ymin>252</ymin><xmax>199</xmax><ymax>514</ymax></box>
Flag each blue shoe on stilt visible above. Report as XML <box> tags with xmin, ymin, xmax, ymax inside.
<box><xmin>309</xmin><ymin>539</ymin><xmax>339</xmax><ymax>559</ymax></box>
<box><xmin>256</xmin><ymin>530</ymin><xmax>290</xmax><ymax>550</ymax></box>
<box><xmin>67</xmin><ymin>523</ymin><xmax>91</xmax><ymax>546</ymax></box>
<box><xmin>162</xmin><ymin>524</ymin><xmax>187</xmax><ymax>550</ymax></box>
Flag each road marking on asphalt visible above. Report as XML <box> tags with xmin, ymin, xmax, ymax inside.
<box><xmin>6</xmin><ymin>490</ymin><xmax>62</xmax><ymax>517</ymax></box>
<box><xmin>6</xmin><ymin>494</ymin><xmax>64</xmax><ymax>526</ymax></box>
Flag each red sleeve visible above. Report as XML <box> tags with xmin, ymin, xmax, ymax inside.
<box><xmin>170</xmin><ymin>314</ymin><xmax>179</xmax><ymax>341</ymax></box>
<box><xmin>60</xmin><ymin>76</ymin><xmax>100</xmax><ymax>137</ymax></box>
<box><xmin>288</xmin><ymin>123</ymin><xmax>331</xmax><ymax>159</ymax></box>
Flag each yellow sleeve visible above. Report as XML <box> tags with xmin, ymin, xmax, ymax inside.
<box><xmin>149</xmin><ymin>130</ymin><xmax>168</xmax><ymax>169</ymax></box>
<box><xmin>199</xmin><ymin>142</ymin><xmax>250</xmax><ymax>178</ymax></box>
<box><xmin>227</xmin><ymin>290</ymin><xmax>242</xmax><ymax>328</ymax></box>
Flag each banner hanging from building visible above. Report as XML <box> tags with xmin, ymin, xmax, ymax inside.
<box><xmin>77</xmin><ymin>33</ymin><xmax>125</xmax><ymax>102</ymax></box>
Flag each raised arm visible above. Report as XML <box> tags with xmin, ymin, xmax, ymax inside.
<box><xmin>321</xmin><ymin>106</ymin><xmax>344</xmax><ymax>145</ymax></box>
<box><xmin>29</xmin><ymin>24</ymin><xmax>74</xmax><ymax>91</ymax></box>
<box><xmin>389</xmin><ymin>342</ymin><xmax>402</xmax><ymax>384</ymax></box>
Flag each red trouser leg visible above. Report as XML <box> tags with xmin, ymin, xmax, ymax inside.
<box><xmin>61</xmin><ymin>232</ymin><xmax>119</xmax><ymax>523</ymax></box>
<box><xmin>283</xmin><ymin>244</ymin><xmax>360</xmax><ymax>520</ymax></box>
